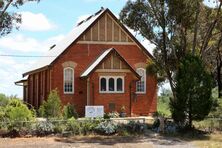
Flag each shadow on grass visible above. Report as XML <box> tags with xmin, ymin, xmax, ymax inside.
<box><xmin>54</xmin><ymin>129</ymin><xmax>209</xmax><ymax>146</ymax></box>
<box><xmin>54</xmin><ymin>135</ymin><xmax>146</xmax><ymax>146</ymax></box>
<box><xmin>158</xmin><ymin>128</ymin><xmax>213</xmax><ymax>143</ymax></box>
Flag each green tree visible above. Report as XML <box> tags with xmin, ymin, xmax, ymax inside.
<box><xmin>0</xmin><ymin>93</ymin><xmax>9</xmax><ymax>106</ymax></box>
<box><xmin>63</xmin><ymin>103</ymin><xmax>78</xmax><ymax>119</ymax></box>
<box><xmin>38</xmin><ymin>89</ymin><xmax>62</xmax><ymax>118</ymax></box>
<box><xmin>4</xmin><ymin>98</ymin><xmax>35</xmax><ymax>131</ymax></box>
<box><xmin>119</xmin><ymin>0</ymin><xmax>222</xmax><ymax>99</ymax></box>
<box><xmin>0</xmin><ymin>0</ymin><xmax>40</xmax><ymax>36</ymax></box>
<box><xmin>170</xmin><ymin>55</ymin><xmax>213</xmax><ymax>128</ymax></box>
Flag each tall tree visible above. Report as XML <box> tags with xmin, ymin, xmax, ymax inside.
<box><xmin>0</xmin><ymin>0</ymin><xmax>40</xmax><ymax>36</ymax></box>
<box><xmin>120</xmin><ymin>0</ymin><xmax>222</xmax><ymax>99</ymax></box>
<box><xmin>200</xmin><ymin>2</ymin><xmax>222</xmax><ymax>97</ymax></box>
<box><xmin>170</xmin><ymin>55</ymin><xmax>212</xmax><ymax>128</ymax></box>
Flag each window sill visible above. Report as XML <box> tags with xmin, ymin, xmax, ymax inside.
<box><xmin>64</xmin><ymin>92</ymin><xmax>74</xmax><ymax>95</ymax></box>
<box><xmin>135</xmin><ymin>92</ymin><xmax>146</xmax><ymax>95</ymax></box>
<box><xmin>99</xmin><ymin>91</ymin><xmax>125</xmax><ymax>94</ymax></box>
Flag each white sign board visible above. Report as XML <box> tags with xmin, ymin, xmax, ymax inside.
<box><xmin>85</xmin><ymin>106</ymin><xmax>104</xmax><ymax>118</ymax></box>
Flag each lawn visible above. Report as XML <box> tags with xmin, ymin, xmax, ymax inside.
<box><xmin>191</xmin><ymin>133</ymin><xmax>222</xmax><ymax>148</ymax></box>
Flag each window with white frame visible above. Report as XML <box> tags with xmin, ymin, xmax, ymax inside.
<box><xmin>64</xmin><ymin>67</ymin><xmax>74</xmax><ymax>94</ymax></box>
<box><xmin>100</xmin><ymin>76</ymin><xmax>124</xmax><ymax>93</ymax></box>
<box><xmin>136</xmin><ymin>68</ymin><xmax>146</xmax><ymax>93</ymax></box>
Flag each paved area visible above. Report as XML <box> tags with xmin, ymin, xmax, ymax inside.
<box><xmin>0</xmin><ymin>135</ymin><xmax>196</xmax><ymax>148</ymax></box>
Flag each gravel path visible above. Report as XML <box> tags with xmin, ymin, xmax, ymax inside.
<box><xmin>0</xmin><ymin>135</ymin><xmax>196</xmax><ymax>148</ymax></box>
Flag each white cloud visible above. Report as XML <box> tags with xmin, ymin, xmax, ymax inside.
<box><xmin>19</xmin><ymin>11</ymin><xmax>56</xmax><ymax>31</ymax></box>
<box><xmin>0</xmin><ymin>34</ymin><xmax>64</xmax><ymax>53</ymax></box>
<box><xmin>0</xmin><ymin>34</ymin><xmax>64</xmax><ymax>97</ymax></box>
<box><xmin>0</xmin><ymin>54</ymin><xmax>36</xmax><ymax>98</ymax></box>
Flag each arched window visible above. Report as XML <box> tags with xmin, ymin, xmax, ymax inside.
<box><xmin>117</xmin><ymin>78</ymin><xmax>123</xmax><ymax>91</ymax></box>
<box><xmin>100</xmin><ymin>78</ymin><xmax>106</xmax><ymax>91</ymax></box>
<box><xmin>99</xmin><ymin>76</ymin><xmax>124</xmax><ymax>93</ymax></box>
<box><xmin>136</xmin><ymin>68</ymin><xmax>146</xmax><ymax>93</ymax></box>
<box><xmin>109</xmin><ymin>78</ymin><xmax>115</xmax><ymax>91</ymax></box>
<box><xmin>64</xmin><ymin>67</ymin><xmax>74</xmax><ymax>94</ymax></box>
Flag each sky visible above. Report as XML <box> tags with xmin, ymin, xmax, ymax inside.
<box><xmin>0</xmin><ymin>0</ymin><xmax>219</xmax><ymax>98</ymax></box>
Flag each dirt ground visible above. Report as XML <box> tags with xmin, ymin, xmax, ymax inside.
<box><xmin>0</xmin><ymin>135</ymin><xmax>196</xmax><ymax>148</ymax></box>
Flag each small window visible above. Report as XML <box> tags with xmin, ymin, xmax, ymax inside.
<box><xmin>100</xmin><ymin>78</ymin><xmax>106</xmax><ymax>91</ymax></box>
<box><xmin>64</xmin><ymin>67</ymin><xmax>74</xmax><ymax>94</ymax></box>
<box><xmin>117</xmin><ymin>78</ymin><xmax>123</xmax><ymax>91</ymax></box>
<box><xmin>109</xmin><ymin>78</ymin><xmax>115</xmax><ymax>91</ymax></box>
<box><xmin>136</xmin><ymin>68</ymin><xmax>146</xmax><ymax>93</ymax></box>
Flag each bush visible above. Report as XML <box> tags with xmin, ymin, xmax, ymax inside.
<box><xmin>5</xmin><ymin>99</ymin><xmax>35</xmax><ymax>132</ymax></box>
<box><xmin>35</xmin><ymin>121</ymin><xmax>54</xmax><ymax>136</ymax></box>
<box><xmin>116</xmin><ymin>126</ymin><xmax>130</xmax><ymax>136</ymax></box>
<box><xmin>125</xmin><ymin>121</ymin><xmax>146</xmax><ymax>134</ymax></box>
<box><xmin>38</xmin><ymin>89</ymin><xmax>62</xmax><ymax>118</ymax></box>
<box><xmin>0</xmin><ymin>107</ymin><xmax>7</xmax><ymax>129</ymax></box>
<box><xmin>108</xmin><ymin>112</ymin><xmax>120</xmax><ymax>118</ymax></box>
<box><xmin>0</xmin><ymin>93</ymin><xmax>9</xmax><ymax>107</ymax></box>
<box><xmin>63</xmin><ymin>103</ymin><xmax>78</xmax><ymax>119</ymax></box>
<box><xmin>66</xmin><ymin>117</ymin><xmax>81</xmax><ymax>135</ymax></box>
<box><xmin>103</xmin><ymin>112</ymin><xmax>120</xmax><ymax>119</ymax></box>
<box><xmin>170</xmin><ymin>55</ymin><xmax>213</xmax><ymax>128</ymax></box>
<box><xmin>80</xmin><ymin>118</ymin><xmax>102</xmax><ymax>135</ymax></box>
<box><xmin>95</xmin><ymin>120</ymin><xmax>117</xmax><ymax>135</ymax></box>
<box><xmin>104</xmin><ymin>113</ymin><xmax>110</xmax><ymax>119</ymax></box>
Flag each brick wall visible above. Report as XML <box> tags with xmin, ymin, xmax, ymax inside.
<box><xmin>26</xmin><ymin>43</ymin><xmax>157</xmax><ymax>116</ymax></box>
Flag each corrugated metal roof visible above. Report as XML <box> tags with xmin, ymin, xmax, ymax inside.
<box><xmin>23</xmin><ymin>8</ymin><xmax>105</xmax><ymax>76</ymax></box>
<box><xmin>23</xmin><ymin>8</ymin><xmax>154</xmax><ymax>77</ymax></box>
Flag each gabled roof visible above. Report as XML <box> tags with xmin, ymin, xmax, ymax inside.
<box><xmin>23</xmin><ymin>8</ymin><xmax>105</xmax><ymax>77</ymax></box>
<box><xmin>80</xmin><ymin>48</ymin><xmax>141</xmax><ymax>79</ymax></box>
<box><xmin>23</xmin><ymin>8</ymin><xmax>154</xmax><ymax>77</ymax></box>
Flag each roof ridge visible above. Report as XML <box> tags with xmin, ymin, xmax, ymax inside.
<box><xmin>76</xmin><ymin>7</ymin><xmax>106</xmax><ymax>27</ymax></box>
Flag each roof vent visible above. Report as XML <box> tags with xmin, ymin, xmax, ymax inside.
<box><xmin>77</xmin><ymin>7</ymin><xmax>105</xmax><ymax>27</ymax></box>
<box><xmin>50</xmin><ymin>44</ymin><xmax>56</xmax><ymax>50</ymax></box>
<box><xmin>77</xmin><ymin>20</ymin><xmax>85</xmax><ymax>26</ymax></box>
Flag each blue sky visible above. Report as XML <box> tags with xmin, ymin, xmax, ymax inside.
<box><xmin>0</xmin><ymin>0</ymin><xmax>129</xmax><ymax>97</ymax></box>
<box><xmin>0</xmin><ymin>0</ymin><xmax>218</xmax><ymax>97</ymax></box>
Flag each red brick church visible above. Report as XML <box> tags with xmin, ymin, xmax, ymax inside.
<box><xmin>15</xmin><ymin>8</ymin><xmax>157</xmax><ymax>116</ymax></box>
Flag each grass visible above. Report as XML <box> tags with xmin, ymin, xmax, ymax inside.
<box><xmin>157</xmin><ymin>95</ymin><xmax>171</xmax><ymax>117</ymax></box>
<box><xmin>193</xmin><ymin>118</ymin><xmax>222</xmax><ymax>132</ymax></box>
<box><xmin>191</xmin><ymin>133</ymin><xmax>222</xmax><ymax>148</ymax></box>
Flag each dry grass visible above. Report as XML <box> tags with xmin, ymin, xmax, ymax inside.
<box><xmin>191</xmin><ymin>133</ymin><xmax>222</xmax><ymax>148</ymax></box>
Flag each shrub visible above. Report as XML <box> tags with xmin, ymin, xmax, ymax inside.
<box><xmin>95</xmin><ymin>120</ymin><xmax>117</xmax><ymax>135</ymax></box>
<box><xmin>108</xmin><ymin>112</ymin><xmax>119</xmax><ymax>118</ymax></box>
<box><xmin>103</xmin><ymin>113</ymin><xmax>110</xmax><ymax>119</ymax></box>
<box><xmin>66</xmin><ymin>117</ymin><xmax>81</xmax><ymax>135</ymax></box>
<box><xmin>35</xmin><ymin>120</ymin><xmax>54</xmax><ymax>136</ymax></box>
<box><xmin>170</xmin><ymin>55</ymin><xmax>213</xmax><ymax>128</ymax></box>
<box><xmin>38</xmin><ymin>89</ymin><xmax>62</xmax><ymax>118</ymax></box>
<box><xmin>103</xmin><ymin>112</ymin><xmax>119</xmax><ymax>119</ymax></box>
<box><xmin>125</xmin><ymin>121</ymin><xmax>146</xmax><ymax>134</ymax></box>
<box><xmin>0</xmin><ymin>93</ymin><xmax>9</xmax><ymax>107</ymax></box>
<box><xmin>63</xmin><ymin>103</ymin><xmax>78</xmax><ymax>119</ymax></box>
<box><xmin>0</xmin><ymin>107</ymin><xmax>6</xmax><ymax>129</ymax></box>
<box><xmin>116</xmin><ymin>125</ymin><xmax>130</xmax><ymax>136</ymax></box>
<box><xmin>81</xmin><ymin>118</ymin><xmax>102</xmax><ymax>135</ymax></box>
<box><xmin>53</xmin><ymin>122</ymin><xmax>66</xmax><ymax>134</ymax></box>
<box><xmin>5</xmin><ymin>99</ymin><xmax>35</xmax><ymax>132</ymax></box>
